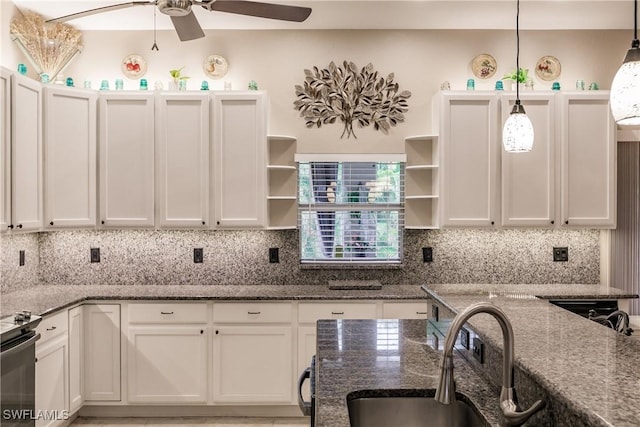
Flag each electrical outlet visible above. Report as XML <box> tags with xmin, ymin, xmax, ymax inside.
<box><xmin>193</xmin><ymin>248</ymin><xmax>203</xmax><ymax>263</ymax></box>
<box><xmin>422</xmin><ymin>247</ymin><xmax>433</xmax><ymax>263</ymax></box>
<box><xmin>19</xmin><ymin>250</ymin><xmax>25</xmax><ymax>266</ymax></box>
<box><xmin>553</xmin><ymin>247</ymin><xmax>569</xmax><ymax>262</ymax></box>
<box><xmin>460</xmin><ymin>327</ymin><xmax>470</xmax><ymax>350</ymax></box>
<box><xmin>269</xmin><ymin>247</ymin><xmax>280</xmax><ymax>263</ymax></box>
<box><xmin>472</xmin><ymin>337</ymin><xmax>484</xmax><ymax>364</ymax></box>
<box><xmin>431</xmin><ymin>304</ymin><xmax>439</xmax><ymax>322</ymax></box>
<box><xmin>90</xmin><ymin>248</ymin><xmax>100</xmax><ymax>263</ymax></box>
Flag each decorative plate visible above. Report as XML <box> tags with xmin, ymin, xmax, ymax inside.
<box><xmin>203</xmin><ymin>54</ymin><xmax>228</xmax><ymax>79</ymax></box>
<box><xmin>471</xmin><ymin>54</ymin><xmax>497</xmax><ymax>79</ymax></box>
<box><xmin>535</xmin><ymin>56</ymin><xmax>561</xmax><ymax>81</ymax></box>
<box><xmin>121</xmin><ymin>54</ymin><xmax>147</xmax><ymax>79</ymax></box>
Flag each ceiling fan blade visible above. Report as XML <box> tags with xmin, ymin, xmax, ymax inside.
<box><xmin>46</xmin><ymin>1</ymin><xmax>156</xmax><ymax>23</ymax></box>
<box><xmin>171</xmin><ymin>12</ymin><xmax>205</xmax><ymax>41</ymax></box>
<box><xmin>207</xmin><ymin>1</ymin><xmax>311</xmax><ymax>22</ymax></box>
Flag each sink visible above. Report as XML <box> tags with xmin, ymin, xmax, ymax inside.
<box><xmin>347</xmin><ymin>389</ymin><xmax>489</xmax><ymax>427</ymax></box>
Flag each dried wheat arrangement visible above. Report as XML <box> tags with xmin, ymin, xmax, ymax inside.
<box><xmin>10</xmin><ymin>10</ymin><xmax>83</xmax><ymax>79</ymax></box>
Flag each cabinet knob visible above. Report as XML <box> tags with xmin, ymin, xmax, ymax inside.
<box><xmin>215</xmin><ymin>330</ymin><xmax>219</xmax><ymax>335</ymax></box>
<box><xmin>101</xmin><ymin>220</ymin><xmax>105</xmax><ymax>225</ymax></box>
<box><xmin>216</xmin><ymin>221</ymin><xmax>220</xmax><ymax>225</ymax></box>
<box><xmin>202</xmin><ymin>221</ymin><xmax>206</xmax><ymax>225</ymax></box>
<box><xmin>200</xmin><ymin>330</ymin><xmax>204</xmax><ymax>334</ymax></box>
<box><xmin>49</xmin><ymin>221</ymin><xmax>54</xmax><ymax>226</ymax></box>
<box><xmin>565</xmin><ymin>220</ymin><xmax>569</xmax><ymax>225</ymax></box>
<box><xmin>551</xmin><ymin>220</ymin><xmax>555</xmax><ymax>225</ymax></box>
<box><xmin>490</xmin><ymin>221</ymin><xmax>495</xmax><ymax>225</ymax></box>
<box><xmin>16</xmin><ymin>224</ymin><xmax>22</xmax><ymax>229</ymax></box>
<box><xmin>7</xmin><ymin>224</ymin><xmax>13</xmax><ymax>229</ymax></box>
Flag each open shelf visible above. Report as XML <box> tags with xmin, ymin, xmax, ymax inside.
<box><xmin>267</xmin><ymin>135</ymin><xmax>297</xmax><ymax>229</ymax></box>
<box><xmin>405</xmin><ymin>135</ymin><xmax>439</xmax><ymax>229</ymax></box>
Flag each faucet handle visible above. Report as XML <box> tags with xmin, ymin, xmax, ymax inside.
<box><xmin>500</xmin><ymin>394</ymin><xmax>546</xmax><ymax>427</ymax></box>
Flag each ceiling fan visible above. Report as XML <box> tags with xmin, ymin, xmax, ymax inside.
<box><xmin>45</xmin><ymin>0</ymin><xmax>312</xmax><ymax>42</ymax></box>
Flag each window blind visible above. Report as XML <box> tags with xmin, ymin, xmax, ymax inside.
<box><xmin>297</xmin><ymin>159</ymin><xmax>405</xmax><ymax>264</ymax></box>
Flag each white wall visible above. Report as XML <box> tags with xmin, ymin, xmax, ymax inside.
<box><xmin>1</xmin><ymin>24</ymin><xmax>629</xmax><ymax>153</ymax></box>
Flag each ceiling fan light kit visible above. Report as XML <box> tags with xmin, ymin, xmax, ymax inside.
<box><xmin>45</xmin><ymin>0</ymin><xmax>312</xmax><ymax>42</ymax></box>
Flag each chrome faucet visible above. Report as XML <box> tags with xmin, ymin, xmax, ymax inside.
<box><xmin>434</xmin><ymin>302</ymin><xmax>545</xmax><ymax>427</ymax></box>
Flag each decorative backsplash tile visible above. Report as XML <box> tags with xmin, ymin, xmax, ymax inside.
<box><xmin>0</xmin><ymin>228</ymin><xmax>599</xmax><ymax>290</ymax></box>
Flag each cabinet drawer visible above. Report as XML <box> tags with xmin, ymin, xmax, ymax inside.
<box><xmin>298</xmin><ymin>302</ymin><xmax>378</xmax><ymax>323</ymax></box>
<box><xmin>128</xmin><ymin>303</ymin><xmax>208</xmax><ymax>324</ymax></box>
<box><xmin>382</xmin><ymin>302</ymin><xmax>429</xmax><ymax>319</ymax></box>
<box><xmin>213</xmin><ymin>302</ymin><xmax>293</xmax><ymax>324</ymax></box>
<box><xmin>36</xmin><ymin>310</ymin><xmax>68</xmax><ymax>343</ymax></box>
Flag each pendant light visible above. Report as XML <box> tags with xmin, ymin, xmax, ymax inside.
<box><xmin>610</xmin><ymin>0</ymin><xmax>640</xmax><ymax>125</ymax></box>
<box><xmin>502</xmin><ymin>0</ymin><xmax>534</xmax><ymax>153</ymax></box>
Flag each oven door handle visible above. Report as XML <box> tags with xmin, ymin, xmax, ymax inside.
<box><xmin>297</xmin><ymin>367</ymin><xmax>312</xmax><ymax>416</ymax></box>
<box><xmin>1</xmin><ymin>332</ymin><xmax>40</xmax><ymax>360</ymax></box>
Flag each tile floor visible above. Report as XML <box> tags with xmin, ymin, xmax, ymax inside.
<box><xmin>70</xmin><ymin>417</ymin><xmax>309</xmax><ymax>427</ymax></box>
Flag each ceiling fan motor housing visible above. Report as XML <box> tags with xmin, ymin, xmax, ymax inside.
<box><xmin>158</xmin><ymin>0</ymin><xmax>193</xmax><ymax>16</ymax></box>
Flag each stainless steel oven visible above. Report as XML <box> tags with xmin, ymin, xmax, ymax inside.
<box><xmin>298</xmin><ymin>355</ymin><xmax>316</xmax><ymax>427</ymax></box>
<box><xmin>1</xmin><ymin>312</ymin><xmax>41</xmax><ymax>427</ymax></box>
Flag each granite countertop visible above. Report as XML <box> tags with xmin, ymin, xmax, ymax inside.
<box><xmin>314</xmin><ymin>318</ymin><xmax>504</xmax><ymax>427</ymax></box>
<box><xmin>1</xmin><ymin>282</ymin><xmax>635</xmax><ymax>318</ymax></box>
<box><xmin>422</xmin><ymin>287</ymin><xmax>640</xmax><ymax>427</ymax></box>
<box><xmin>0</xmin><ymin>284</ymin><xmax>429</xmax><ymax>317</ymax></box>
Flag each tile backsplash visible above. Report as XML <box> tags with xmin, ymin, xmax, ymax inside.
<box><xmin>1</xmin><ymin>228</ymin><xmax>600</xmax><ymax>292</ymax></box>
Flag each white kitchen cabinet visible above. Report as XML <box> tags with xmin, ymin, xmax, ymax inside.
<box><xmin>381</xmin><ymin>301</ymin><xmax>430</xmax><ymax>319</ymax></box>
<box><xmin>43</xmin><ymin>86</ymin><xmax>97</xmax><ymax>228</ymax></box>
<box><xmin>99</xmin><ymin>92</ymin><xmax>155</xmax><ymax>227</ymax></box>
<box><xmin>127</xmin><ymin>302</ymin><xmax>208</xmax><ymax>403</ymax></box>
<box><xmin>84</xmin><ymin>304</ymin><xmax>121</xmax><ymax>401</ymax></box>
<box><xmin>212</xmin><ymin>92</ymin><xmax>267</xmax><ymax>228</ymax></box>
<box><xmin>500</xmin><ymin>93</ymin><xmax>556</xmax><ymax>227</ymax></box>
<box><xmin>559</xmin><ymin>92</ymin><xmax>616</xmax><ymax>228</ymax></box>
<box><xmin>35</xmin><ymin>311</ymin><xmax>68</xmax><ymax>427</ymax></box>
<box><xmin>68</xmin><ymin>306</ymin><xmax>83</xmax><ymax>414</ymax></box>
<box><xmin>405</xmin><ymin>135</ymin><xmax>440</xmax><ymax>229</ymax></box>
<box><xmin>128</xmin><ymin>326</ymin><xmax>208</xmax><ymax>403</ymax></box>
<box><xmin>266</xmin><ymin>135</ymin><xmax>297</xmax><ymax>229</ymax></box>
<box><xmin>156</xmin><ymin>92</ymin><xmax>210</xmax><ymax>228</ymax></box>
<box><xmin>212</xmin><ymin>302</ymin><xmax>294</xmax><ymax>404</ymax></box>
<box><xmin>435</xmin><ymin>92</ymin><xmax>499</xmax><ymax>227</ymax></box>
<box><xmin>11</xmin><ymin>72</ymin><xmax>43</xmax><ymax>231</ymax></box>
<box><xmin>0</xmin><ymin>67</ymin><xmax>11</xmax><ymax>232</ymax></box>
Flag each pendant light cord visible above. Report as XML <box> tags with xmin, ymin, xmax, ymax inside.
<box><xmin>516</xmin><ymin>0</ymin><xmax>521</xmax><ymax>101</ymax></box>
<box><xmin>634</xmin><ymin>0</ymin><xmax>639</xmax><ymax>48</ymax></box>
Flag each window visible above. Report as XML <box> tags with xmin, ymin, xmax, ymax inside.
<box><xmin>296</xmin><ymin>154</ymin><xmax>405</xmax><ymax>265</ymax></box>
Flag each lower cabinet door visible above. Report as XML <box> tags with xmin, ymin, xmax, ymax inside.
<box><xmin>128</xmin><ymin>326</ymin><xmax>208</xmax><ymax>403</ymax></box>
<box><xmin>68</xmin><ymin>306</ymin><xmax>83</xmax><ymax>413</ymax></box>
<box><xmin>213</xmin><ymin>326</ymin><xmax>294</xmax><ymax>404</ymax></box>
<box><xmin>35</xmin><ymin>335</ymin><xmax>68</xmax><ymax>427</ymax></box>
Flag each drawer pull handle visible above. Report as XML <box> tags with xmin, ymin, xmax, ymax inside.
<box><xmin>46</xmin><ymin>326</ymin><xmax>57</xmax><ymax>331</ymax></box>
<box><xmin>416</xmin><ymin>312</ymin><xmax>428</xmax><ymax>315</ymax></box>
<box><xmin>331</xmin><ymin>311</ymin><xmax>344</xmax><ymax>315</ymax></box>
<box><xmin>160</xmin><ymin>311</ymin><xmax>174</xmax><ymax>315</ymax></box>
<box><xmin>248</xmin><ymin>311</ymin><xmax>261</xmax><ymax>315</ymax></box>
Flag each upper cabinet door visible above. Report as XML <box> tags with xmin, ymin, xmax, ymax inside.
<box><xmin>11</xmin><ymin>73</ymin><xmax>43</xmax><ymax>232</ymax></box>
<box><xmin>156</xmin><ymin>93</ymin><xmax>210</xmax><ymax>228</ymax></box>
<box><xmin>212</xmin><ymin>92</ymin><xmax>267</xmax><ymax>228</ymax></box>
<box><xmin>99</xmin><ymin>92</ymin><xmax>155</xmax><ymax>227</ymax></box>
<box><xmin>0</xmin><ymin>67</ymin><xmax>11</xmax><ymax>232</ymax></box>
<box><xmin>559</xmin><ymin>92</ymin><xmax>616</xmax><ymax>228</ymax></box>
<box><xmin>437</xmin><ymin>92</ymin><xmax>499</xmax><ymax>227</ymax></box>
<box><xmin>500</xmin><ymin>93</ymin><xmax>556</xmax><ymax>227</ymax></box>
<box><xmin>44</xmin><ymin>86</ymin><xmax>97</xmax><ymax>228</ymax></box>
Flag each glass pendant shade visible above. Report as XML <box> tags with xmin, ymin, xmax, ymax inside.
<box><xmin>610</xmin><ymin>46</ymin><xmax>640</xmax><ymax>125</ymax></box>
<box><xmin>503</xmin><ymin>103</ymin><xmax>534</xmax><ymax>153</ymax></box>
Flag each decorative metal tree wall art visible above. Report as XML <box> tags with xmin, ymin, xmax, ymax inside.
<box><xmin>294</xmin><ymin>61</ymin><xmax>411</xmax><ymax>139</ymax></box>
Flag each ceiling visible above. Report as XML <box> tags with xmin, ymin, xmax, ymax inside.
<box><xmin>9</xmin><ymin>0</ymin><xmax>634</xmax><ymax>32</ymax></box>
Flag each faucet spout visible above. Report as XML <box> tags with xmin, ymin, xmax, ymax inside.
<box><xmin>434</xmin><ymin>302</ymin><xmax>545</xmax><ymax>426</ymax></box>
